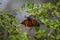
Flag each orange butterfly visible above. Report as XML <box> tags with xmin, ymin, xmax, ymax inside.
<box><xmin>21</xmin><ymin>15</ymin><xmax>40</xmax><ymax>32</ymax></box>
<box><xmin>21</xmin><ymin>16</ymin><xmax>39</xmax><ymax>27</ymax></box>
<box><xmin>22</xmin><ymin>18</ymin><xmax>36</xmax><ymax>27</ymax></box>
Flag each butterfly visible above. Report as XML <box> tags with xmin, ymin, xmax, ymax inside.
<box><xmin>21</xmin><ymin>15</ymin><xmax>40</xmax><ymax>32</ymax></box>
<box><xmin>21</xmin><ymin>15</ymin><xmax>40</xmax><ymax>27</ymax></box>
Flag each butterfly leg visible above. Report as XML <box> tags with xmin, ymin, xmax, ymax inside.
<box><xmin>29</xmin><ymin>27</ymin><xmax>33</xmax><ymax>32</ymax></box>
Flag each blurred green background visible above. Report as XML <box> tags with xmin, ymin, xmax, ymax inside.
<box><xmin>0</xmin><ymin>0</ymin><xmax>60</xmax><ymax>40</ymax></box>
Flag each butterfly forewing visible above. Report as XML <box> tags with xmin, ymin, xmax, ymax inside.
<box><xmin>22</xmin><ymin>18</ymin><xmax>29</xmax><ymax>26</ymax></box>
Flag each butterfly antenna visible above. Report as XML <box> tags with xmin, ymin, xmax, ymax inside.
<box><xmin>29</xmin><ymin>27</ymin><xmax>33</xmax><ymax>32</ymax></box>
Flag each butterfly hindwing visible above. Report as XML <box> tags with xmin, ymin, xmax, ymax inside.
<box><xmin>31</xmin><ymin>19</ymin><xmax>37</xmax><ymax>26</ymax></box>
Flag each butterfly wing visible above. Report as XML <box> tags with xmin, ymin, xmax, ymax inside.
<box><xmin>31</xmin><ymin>19</ymin><xmax>37</xmax><ymax>26</ymax></box>
<box><xmin>21</xmin><ymin>17</ymin><xmax>38</xmax><ymax>27</ymax></box>
<box><xmin>28</xmin><ymin>21</ymin><xmax>33</xmax><ymax>27</ymax></box>
<box><xmin>21</xmin><ymin>18</ymin><xmax>29</xmax><ymax>26</ymax></box>
<box><xmin>21</xmin><ymin>18</ymin><xmax>34</xmax><ymax>27</ymax></box>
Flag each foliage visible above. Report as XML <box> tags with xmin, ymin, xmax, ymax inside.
<box><xmin>0</xmin><ymin>11</ymin><xmax>28</xmax><ymax>40</ymax></box>
<box><xmin>0</xmin><ymin>0</ymin><xmax>60</xmax><ymax>40</ymax></box>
